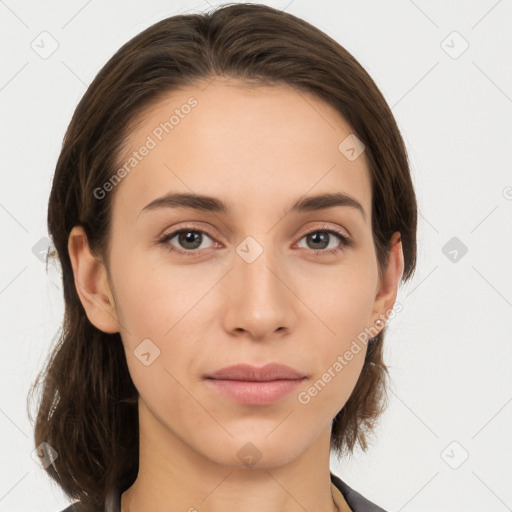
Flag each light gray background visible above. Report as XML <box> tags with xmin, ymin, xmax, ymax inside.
<box><xmin>1</xmin><ymin>1</ymin><xmax>511</xmax><ymax>511</ymax></box>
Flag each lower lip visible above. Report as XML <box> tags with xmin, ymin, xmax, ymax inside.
<box><xmin>205</xmin><ymin>378</ymin><xmax>306</xmax><ymax>405</ymax></box>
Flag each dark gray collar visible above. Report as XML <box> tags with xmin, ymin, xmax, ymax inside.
<box><xmin>330</xmin><ymin>472</ymin><xmax>388</xmax><ymax>512</ymax></box>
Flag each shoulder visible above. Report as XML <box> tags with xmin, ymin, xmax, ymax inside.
<box><xmin>330</xmin><ymin>472</ymin><xmax>388</xmax><ymax>512</ymax></box>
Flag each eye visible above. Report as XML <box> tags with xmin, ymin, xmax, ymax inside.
<box><xmin>296</xmin><ymin>225</ymin><xmax>352</xmax><ymax>256</ymax></box>
<box><xmin>158</xmin><ymin>227</ymin><xmax>216</xmax><ymax>257</ymax></box>
<box><xmin>157</xmin><ymin>223</ymin><xmax>353</xmax><ymax>258</ymax></box>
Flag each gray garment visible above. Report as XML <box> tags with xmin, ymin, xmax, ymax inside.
<box><xmin>330</xmin><ymin>472</ymin><xmax>388</xmax><ymax>512</ymax></box>
<box><xmin>58</xmin><ymin>472</ymin><xmax>387</xmax><ymax>512</ymax></box>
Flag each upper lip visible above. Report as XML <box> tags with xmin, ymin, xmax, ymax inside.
<box><xmin>205</xmin><ymin>363</ymin><xmax>307</xmax><ymax>382</ymax></box>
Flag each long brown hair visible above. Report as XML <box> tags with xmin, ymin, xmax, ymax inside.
<box><xmin>27</xmin><ymin>3</ymin><xmax>417</xmax><ymax>510</ymax></box>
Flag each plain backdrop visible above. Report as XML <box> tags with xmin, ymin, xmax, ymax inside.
<box><xmin>1</xmin><ymin>1</ymin><xmax>511</xmax><ymax>511</ymax></box>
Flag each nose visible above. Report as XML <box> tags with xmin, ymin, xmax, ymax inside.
<box><xmin>222</xmin><ymin>238</ymin><xmax>297</xmax><ymax>341</ymax></box>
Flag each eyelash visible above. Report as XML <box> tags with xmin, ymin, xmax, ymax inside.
<box><xmin>157</xmin><ymin>223</ymin><xmax>352</xmax><ymax>258</ymax></box>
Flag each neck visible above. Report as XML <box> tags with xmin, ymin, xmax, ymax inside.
<box><xmin>121</xmin><ymin>400</ymin><xmax>339</xmax><ymax>512</ymax></box>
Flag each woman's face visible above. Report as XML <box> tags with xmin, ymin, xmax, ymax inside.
<box><xmin>74</xmin><ymin>78</ymin><xmax>402</xmax><ymax>469</ymax></box>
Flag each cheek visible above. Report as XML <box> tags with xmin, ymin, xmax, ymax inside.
<box><xmin>109</xmin><ymin>250</ymin><xmax>205</xmax><ymax>387</ymax></box>
<box><xmin>110</xmin><ymin>249</ymin><xmax>186</xmax><ymax>337</ymax></box>
<box><xmin>303</xmin><ymin>265</ymin><xmax>377</xmax><ymax>342</ymax></box>
<box><xmin>287</xmin><ymin>268</ymin><xmax>376</xmax><ymax>414</ymax></box>
<box><xmin>298</xmin><ymin>321</ymin><xmax>367</xmax><ymax>418</ymax></box>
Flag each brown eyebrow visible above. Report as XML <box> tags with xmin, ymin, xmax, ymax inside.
<box><xmin>139</xmin><ymin>192</ymin><xmax>367</xmax><ymax>222</ymax></box>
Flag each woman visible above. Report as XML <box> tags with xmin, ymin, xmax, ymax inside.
<box><xmin>28</xmin><ymin>3</ymin><xmax>417</xmax><ymax>511</ymax></box>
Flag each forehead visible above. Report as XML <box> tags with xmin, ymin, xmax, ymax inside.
<box><xmin>111</xmin><ymin>78</ymin><xmax>372</xmax><ymax>223</ymax></box>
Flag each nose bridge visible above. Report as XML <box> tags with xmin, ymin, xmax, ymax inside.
<box><xmin>225</xmin><ymin>232</ymin><xmax>293</xmax><ymax>336</ymax></box>
<box><xmin>236</xmin><ymin>233</ymin><xmax>283</xmax><ymax>302</ymax></box>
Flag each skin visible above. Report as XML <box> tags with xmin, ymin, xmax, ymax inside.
<box><xmin>68</xmin><ymin>78</ymin><xmax>404</xmax><ymax>512</ymax></box>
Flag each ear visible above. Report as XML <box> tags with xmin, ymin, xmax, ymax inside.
<box><xmin>369</xmin><ymin>231</ymin><xmax>404</xmax><ymax>334</ymax></box>
<box><xmin>67</xmin><ymin>225</ymin><xmax>120</xmax><ymax>334</ymax></box>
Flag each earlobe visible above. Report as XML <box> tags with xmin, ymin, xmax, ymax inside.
<box><xmin>370</xmin><ymin>231</ymin><xmax>404</xmax><ymax>334</ymax></box>
<box><xmin>67</xmin><ymin>225</ymin><xmax>120</xmax><ymax>334</ymax></box>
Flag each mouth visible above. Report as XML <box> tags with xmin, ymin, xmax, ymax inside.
<box><xmin>204</xmin><ymin>363</ymin><xmax>307</xmax><ymax>405</ymax></box>
<box><xmin>204</xmin><ymin>377</ymin><xmax>307</xmax><ymax>405</ymax></box>
<box><xmin>205</xmin><ymin>362</ymin><xmax>307</xmax><ymax>381</ymax></box>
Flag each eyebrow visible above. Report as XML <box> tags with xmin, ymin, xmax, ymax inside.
<box><xmin>139</xmin><ymin>192</ymin><xmax>367</xmax><ymax>222</ymax></box>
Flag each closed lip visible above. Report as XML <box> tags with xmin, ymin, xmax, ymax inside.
<box><xmin>205</xmin><ymin>363</ymin><xmax>307</xmax><ymax>382</ymax></box>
